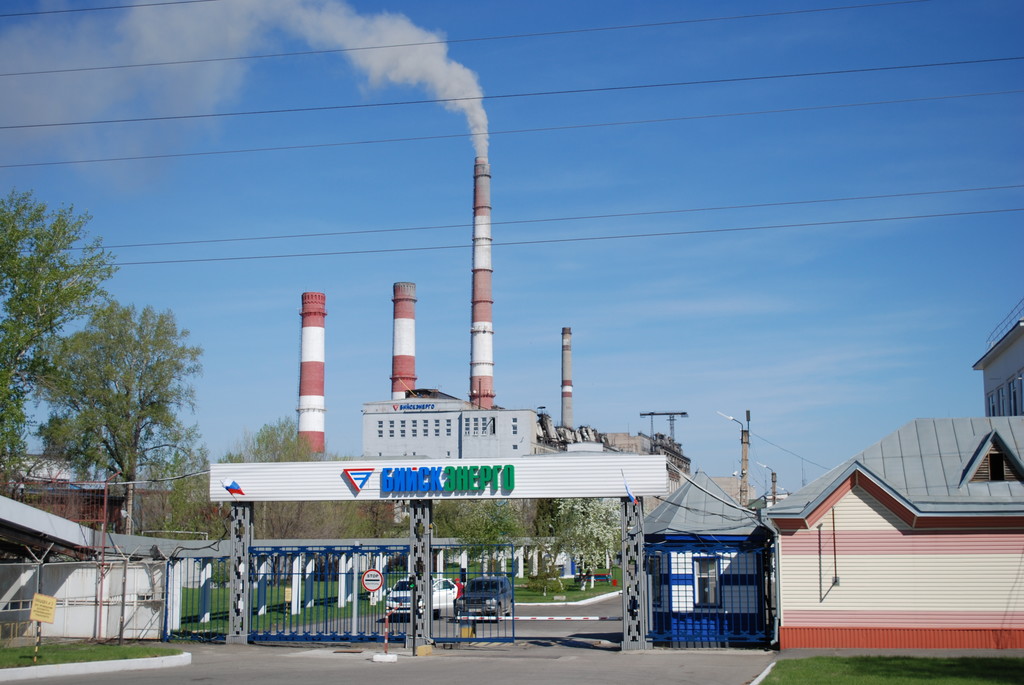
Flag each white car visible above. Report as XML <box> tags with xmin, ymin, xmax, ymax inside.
<box><xmin>385</xmin><ymin>577</ymin><xmax>458</xmax><ymax>618</ymax></box>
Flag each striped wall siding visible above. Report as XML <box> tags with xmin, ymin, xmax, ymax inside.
<box><xmin>777</xmin><ymin>484</ymin><xmax>1024</xmax><ymax>648</ymax></box>
<box><xmin>782</xmin><ymin>610</ymin><xmax>1024</xmax><ymax>628</ymax></box>
<box><xmin>782</xmin><ymin>530</ymin><xmax>1023</xmax><ymax>555</ymax></box>
<box><xmin>780</xmin><ymin>627</ymin><xmax>1024</xmax><ymax>649</ymax></box>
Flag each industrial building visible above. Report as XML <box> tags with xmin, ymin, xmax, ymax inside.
<box><xmin>362</xmin><ymin>391</ymin><xmax>537</xmax><ymax>459</ymax></box>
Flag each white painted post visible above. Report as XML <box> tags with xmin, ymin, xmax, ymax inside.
<box><xmin>199</xmin><ymin>560</ymin><xmax>212</xmax><ymax>624</ymax></box>
<box><xmin>167</xmin><ymin>561</ymin><xmax>182</xmax><ymax>631</ymax></box>
<box><xmin>290</xmin><ymin>556</ymin><xmax>301</xmax><ymax>615</ymax></box>
<box><xmin>350</xmin><ymin>551</ymin><xmax>360</xmax><ymax>634</ymax></box>
<box><xmin>337</xmin><ymin>555</ymin><xmax>348</xmax><ymax>608</ymax></box>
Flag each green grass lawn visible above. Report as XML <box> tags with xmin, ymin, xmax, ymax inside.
<box><xmin>762</xmin><ymin>656</ymin><xmax>1024</xmax><ymax>685</ymax></box>
<box><xmin>514</xmin><ymin>568</ymin><xmax>621</xmax><ymax>603</ymax></box>
<box><xmin>0</xmin><ymin>642</ymin><xmax>182</xmax><ymax>670</ymax></box>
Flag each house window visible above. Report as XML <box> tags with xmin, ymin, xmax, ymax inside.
<box><xmin>377</xmin><ymin>430</ymin><xmax>383</xmax><ymax>438</ymax></box>
<box><xmin>694</xmin><ymin>557</ymin><xmax>719</xmax><ymax>607</ymax></box>
<box><xmin>389</xmin><ymin>420</ymin><xmax>395</xmax><ymax>428</ymax></box>
<box><xmin>434</xmin><ymin>429</ymin><xmax>440</xmax><ymax>437</ymax></box>
<box><xmin>1010</xmin><ymin>377</ymin><xmax>1021</xmax><ymax>416</ymax></box>
<box><xmin>987</xmin><ymin>392</ymin><xmax>997</xmax><ymax>417</ymax></box>
<box><xmin>400</xmin><ymin>430</ymin><xmax>406</xmax><ymax>438</ymax></box>
<box><xmin>411</xmin><ymin>429</ymin><xmax>417</xmax><ymax>437</ymax></box>
<box><xmin>389</xmin><ymin>430</ymin><xmax>395</xmax><ymax>438</ymax></box>
<box><xmin>377</xmin><ymin>420</ymin><xmax>383</xmax><ymax>429</ymax></box>
<box><xmin>511</xmin><ymin>417</ymin><xmax>518</xmax><ymax>435</ymax></box>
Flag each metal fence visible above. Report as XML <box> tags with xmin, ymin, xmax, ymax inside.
<box><xmin>163</xmin><ymin>542</ymin><xmax>517</xmax><ymax>644</ymax></box>
<box><xmin>1</xmin><ymin>561</ymin><xmax>165</xmax><ymax>643</ymax></box>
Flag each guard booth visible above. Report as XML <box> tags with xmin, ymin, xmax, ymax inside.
<box><xmin>208</xmin><ymin>452</ymin><xmax>665</xmax><ymax>652</ymax></box>
<box><xmin>644</xmin><ymin>472</ymin><xmax>774</xmax><ymax>647</ymax></box>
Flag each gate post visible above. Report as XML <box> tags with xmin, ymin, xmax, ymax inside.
<box><xmin>620</xmin><ymin>497</ymin><xmax>649</xmax><ymax>651</ymax></box>
<box><xmin>226</xmin><ymin>502</ymin><xmax>253</xmax><ymax>645</ymax></box>
<box><xmin>408</xmin><ymin>499</ymin><xmax>433</xmax><ymax>653</ymax></box>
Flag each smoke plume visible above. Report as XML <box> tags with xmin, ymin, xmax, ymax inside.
<box><xmin>0</xmin><ymin>0</ymin><xmax>490</xmax><ymax>163</ymax></box>
<box><xmin>284</xmin><ymin>0</ymin><xmax>489</xmax><ymax>158</ymax></box>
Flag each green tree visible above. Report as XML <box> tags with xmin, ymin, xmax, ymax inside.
<box><xmin>37</xmin><ymin>302</ymin><xmax>202</xmax><ymax>534</ymax></box>
<box><xmin>552</xmin><ymin>498</ymin><xmax>620</xmax><ymax>578</ymax></box>
<box><xmin>150</xmin><ymin>446</ymin><xmax>228</xmax><ymax>541</ymax></box>
<box><xmin>222</xmin><ymin>417</ymin><xmax>361</xmax><ymax>539</ymax></box>
<box><xmin>0</xmin><ymin>190</ymin><xmax>114</xmax><ymax>478</ymax></box>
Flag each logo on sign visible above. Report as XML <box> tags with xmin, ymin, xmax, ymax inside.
<box><xmin>392</xmin><ymin>403</ymin><xmax>435</xmax><ymax>411</ymax></box>
<box><xmin>342</xmin><ymin>468</ymin><xmax>375</xmax><ymax>493</ymax></box>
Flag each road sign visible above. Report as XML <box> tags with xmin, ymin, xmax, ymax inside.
<box><xmin>30</xmin><ymin>594</ymin><xmax>56</xmax><ymax>624</ymax></box>
<box><xmin>361</xmin><ymin>569</ymin><xmax>384</xmax><ymax>593</ymax></box>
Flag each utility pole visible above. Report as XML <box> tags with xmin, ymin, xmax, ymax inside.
<box><xmin>739</xmin><ymin>410</ymin><xmax>750</xmax><ymax>507</ymax></box>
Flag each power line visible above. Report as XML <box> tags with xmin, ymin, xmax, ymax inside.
<box><xmin>113</xmin><ymin>207</ymin><xmax>1024</xmax><ymax>266</ymax></box>
<box><xmin>0</xmin><ymin>0</ymin><xmax>223</xmax><ymax>19</ymax></box>
<box><xmin>5</xmin><ymin>89</ymin><xmax>1020</xmax><ymax>170</ymax></box>
<box><xmin>4</xmin><ymin>56</ymin><xmax>1019</xmax><ymax>131</ymax></box>
<box><xmin>97</xmin><ymin>183</ymin><xmax>1024</xmax><ymax>250</ymax></box>
<box><xmin>0</xmin><ymin>1</ymin><xmax>932</xmax><ymax>76</ymax></box>
<box><xmin>750</xmin><ymin>432</ymin><xmax>831</xmax><ymax>471</ymax></box>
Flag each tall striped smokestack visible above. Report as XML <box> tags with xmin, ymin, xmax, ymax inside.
<box><xmin>469</xmin><ymin>156</ymin><xmax>495</xmax><ymax>408</ymax></box>
<box><xmin>391</xmin><ymin>282</ymin><xmax>417</xmax><ymax>400</ymax></box>
<box><xmin>298</xmin><ymin>292</ymin><xmax>326</xmax><ymax>452</ymax></box>
<box><xmin>561</xmin><ymin>327</ymin><xmax>574</xmax><ymax>429</ymax></box>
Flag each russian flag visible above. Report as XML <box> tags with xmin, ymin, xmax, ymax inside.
<box><xmin>222</xmin><ymin>479</ymin><xmax>244</xmax><ymax>496</ymax></box>
<box><xmin>620</xmin><ymin>469</ymin><xmax>636</xmax><ymax>503</ymax></box>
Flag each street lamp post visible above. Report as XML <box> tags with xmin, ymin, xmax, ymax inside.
<box><xmin>717</xmin><ymin>411</ymin><xmax>751</xmax><ymax>506</ymax></box>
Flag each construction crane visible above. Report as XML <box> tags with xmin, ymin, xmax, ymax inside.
<box><xmin>639</xmin><ymin>411</ymin><xmax>689</xmax><ymax>442</ymax></box>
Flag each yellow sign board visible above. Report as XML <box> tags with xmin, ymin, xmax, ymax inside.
<box><xmin>29</xmin><ymin>594</ymin><xmax>57</xmax><ymax>624</ymax></box>
<box><xmin>284</xmin><ymin>587</ymin><xmax>292</xmax><ymax>603</ymax></box>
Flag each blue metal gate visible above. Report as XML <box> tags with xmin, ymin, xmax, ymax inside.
<box><xmin>164</xmin><ymin>556</ymin><xmax>230</xmax><ymax>642</ymax></box>
<box><xmin>164</xmin><ymin>542</ymin><xmax>516</xmax><ymax>644</ymax></box>
<box><xmin>646</xmin><ymin>540</ymin><xmax>771</xmax><ymax>646</ymax></box>
<box><xmin>431</xmin><ymin>543</ymin><xmax>516</xmax><ymax>644</ymax></box>
<box><xmin>248</xmin><ymin>544</ymin><xmax>407</xmax><ymax>643</ymax></box>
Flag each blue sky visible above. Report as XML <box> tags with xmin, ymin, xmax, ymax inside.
<box><xmin>2</xmin><ymin>0</ymin><xmax>1021</xmax><ymax>496</ymax></box>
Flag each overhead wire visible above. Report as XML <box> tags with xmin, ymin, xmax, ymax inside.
<box><xmin>112</xmin><ymin>207</ymin><xmax>1024</xmax><ymax>266</ymax></box>
<box><xmin>93</xmin><ymin>182</ymin><xmax>1024</xmax><ymax>250</ymax></box>
<box><xmin>5</xmin><ymin>56</ymin><xmax>1020</xmax><ymax>131</ymax></box>
<box><xmin>0</xmin><ymin>1</ymin><xmax>933</xmax><ymax>75</ymax></box>
<box><xmin>5</xmin><ymin>89</ymin><xmax>1021</xmax><ymax>170</ymax></box>
<box><xmin>0</xmin><ymin>0</ymin><xmax>222</xmax><ymax>19</ymax></box>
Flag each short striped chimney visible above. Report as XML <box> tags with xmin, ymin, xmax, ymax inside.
<box><xmin>469</xmin><ymin>157</ymin><xmax>495</xmax><ymax>408</ymax></box>
<box><xmin>391</xmin><ymin>282</ymin><xmax>417</xmax><ymax>400</ymax></box>
<box><xmin>561</xmin><ymin>327</ymin><xmax>574</xmax><ymax>429</ymax></box>
<box><xmin>298</xmin><ymin>292</ymin><xmax>326</xmax><ymax>452</ymax></box>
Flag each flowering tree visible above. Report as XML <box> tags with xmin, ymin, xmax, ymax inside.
<box><xmin>552</xmin><ymin>498</ymin><xmax>620</xmax><ymax>578</ymax></box>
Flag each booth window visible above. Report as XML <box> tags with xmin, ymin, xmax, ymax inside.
<box><xmin>694</xmin><ymin>557</ymin><xmax>719</xmax><ymax>607</ymax></box>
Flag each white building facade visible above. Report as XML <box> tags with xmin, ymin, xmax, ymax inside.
<box><xmin>362</xmin><ymin>397</ymin><xmax>538</xmax><ymax>459</ymax></box>
<box><xmin>974</xmin><ymin>319</ymin><xmax>1024</xmax><ymax>417</ymax></box>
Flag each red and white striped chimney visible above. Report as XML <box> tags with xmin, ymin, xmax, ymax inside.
<box><xmin>561</xmin><ymin>327</ymin><xmax>574</xmax><ymax>429</ymax></box>
<box><xmin>469</xmin><ymin>157</ymin><xmax>495</xmax><ymax>408</ymax></box>
<box><xmin>391</xmin><ymin>282</ymin><xmax>417</xmax><ymax>400</ymax></box>
<box><xmin>298</xmin><ymin>292</ymin><xmax>326</xmax><ymax>452</ymax></box>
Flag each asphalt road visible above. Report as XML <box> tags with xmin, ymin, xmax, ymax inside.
<box><xmin>31</xmin><ymin>642</ymin><xmax>776</xmax><ymax>685</ymax></box>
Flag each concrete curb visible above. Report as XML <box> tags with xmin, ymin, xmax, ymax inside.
<box><xmin>0</xmin><ymin>652</ymin><xmax>191</xmax><ymax>682</ymax></box>
<box><xmin>749</xmin><ymin>660</ymin><xmax>777</xmax><ymax>685</ymax></box>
